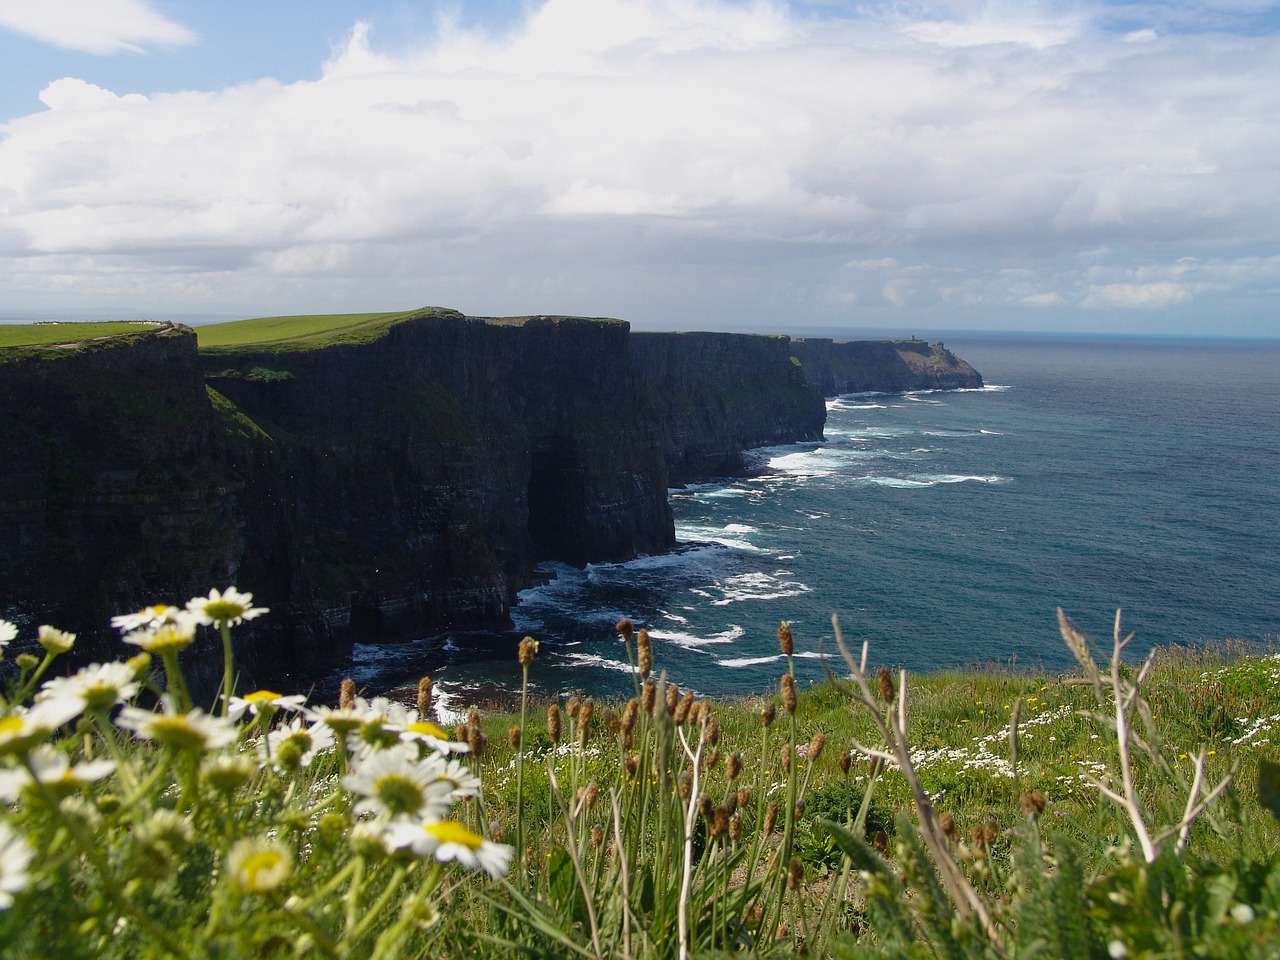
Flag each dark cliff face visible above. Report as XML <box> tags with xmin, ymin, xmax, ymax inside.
<box><xmin>201</xmin><ymin>311</ymin><xmax>674</xmax><ymax>676</ymax></box>
<box><xmin>0</xmin><ymin>325</ymin><xmax>243</xmax><ymax>668</ymax></box>
<box><xmin>790</xmin><ymin>339</ymin><xmax>983</xmax><ymax>396</ymax></box>
<box><xmin>631</xmin><ymin>332</ymin><xmax>827</xmax><ymax>484</ymax></box>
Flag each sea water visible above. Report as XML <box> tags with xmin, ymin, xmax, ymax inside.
<box><xmin>324</xmin><ymin>335</ymin><xmax>1280</xmax><ymax>715</ymax></box>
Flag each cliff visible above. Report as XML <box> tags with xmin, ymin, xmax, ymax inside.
<box><xmin>0</xmin><ymin>314</ymin><xmax>981</xmax><ymax>686</ymax></box>
<box><xmin>0</xmin><ymin>323</ymin><xmax>244</xmax><ymax>675</ymax></box>
<box><xmin>632</xmin><ymin>332</ymin><xmax>826</xmax><ymax>484</ymax></box>
<box><xmin>789</xmin><ymin>338</ymin><xmax>983</xmax><ymax>395</ymax></box>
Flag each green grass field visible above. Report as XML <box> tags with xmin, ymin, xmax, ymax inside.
<box><xmin>195</xmin><ymin>309</ymin><xmax>431</xmax><ymax>351</ymax></box>
<box><xmin>0</xmin><ymin>321</ymin><xmax>162</xmax><ymax>348</ymax></box>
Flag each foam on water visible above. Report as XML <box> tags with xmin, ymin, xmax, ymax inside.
<box><xmin>648</xmin><ymin>624</ymin><xmax>744</xmax><ymax>648</ymax></box>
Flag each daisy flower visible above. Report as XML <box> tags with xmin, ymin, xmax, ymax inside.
<box><xmin>400</xmin><ymin>720</ymin><xmax>470</xmax><ymax>755</ymax></box>
<box><xmin>226</xmin><ymin>836</ymin><xmax>292</xmax><ymax>894</ymax></box>
<box><xmin>343</xmin><ymin>748</ymin><xmax>456</xmax><ymax>820</ymax></box>
<box><xmin>0</xmin><ymin>822</ymin><xmax>34</xmax><ymax>909</ymax></box>
<box><xmin>0</xmin><ymin>744</ymin><xmax>115</xmax><ymax>803</ymax></box>
<box><xmin>225</xmin><ymin>690</ymin><xmax>308</xmax><ymax>721</ymax></box>
<box><xmin>36</xmin><ymin>626</ymin><xmax>75</xmax><ymax>655</ymax></box>
<box><xmin>384</xmin><ymin>820</ymin><xmax>513</xmax><ymax>879</ymax></box>
<box><xmin>0</xmin><ymin>700</ymin><xmax>82</xmax><ymax>758</ymax></box>
<box><xmin>116</xmin><ymin>698</ymin><xmax>237</xmax><ymax>753</ymax></box>
<box><xmin>261</xmin><ymin>717</ymin><xmax>335</xmax><ymax>770</ymax></box>
<box><xmin>38</xmin><ymin>661</ymin><xmax>140</xmax><ymax>714</ymax></box>
<box><xmin>349</xmin><ymin>696</ymin><xmax>416</xmax><ymax>751</ymax></box>
<box><xmin>110</xmin><ymin>604</ymin><xmax>188</xmax><ymax>633</ymax></box>
<box><xmin>0</xmin><ymin>619</ymin><xmax>17</xmax><ymax>649</ymax></box>
<box><xmin>185</xmin><ymin>587</ymin><xmax>268</xmax><ymax>627</ymax></box>
<box><xmin>121</xmin><ymin>621</ymin><xmax>197</xmax><ymax>655</ymax></box>
<box><xmin>307</xmin><ymin>703</ymin><xmax>366</xmax><ymax>736</ymax></box>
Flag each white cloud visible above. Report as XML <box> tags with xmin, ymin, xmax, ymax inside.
<box><xmin>0</xmin><ymin>0</ymin><xmax>196</xmax><ymax>55</ymax></box>
<box><xmin>0</xmin><ymin>0</ymin><xmax>1277</xmax><ymax>332</ymax></box>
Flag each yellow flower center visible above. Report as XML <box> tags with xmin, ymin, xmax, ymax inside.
<box><xmin>245</xmin><ymin>690</ymin><xmax>282</xmax><ymax>702</ymax></box>
<box><xmin>374</xmin><ymin>774</ymin><xmax>426</xmax><ymax>815</ymax></box>
<box><xmin>424</xmin><ymin>820</ymin><xmax>483</xmax><ymax>850</ymax></box>
<box><xmin>239</xmin><ymin>850</ymin><xmax>288</xmax><ymax>892</ymax></box>
<box><xmin>0</xmin><ymin>716</ymin><xmax>22</xmax><ymax>736</ymax></box>
<box><xmin>407</xmin><ymin>721</ymin><xmax>449</xmax><ymax>739</ymax></box>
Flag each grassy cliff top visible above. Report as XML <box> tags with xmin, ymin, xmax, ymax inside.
<box><xmin>196</xmin><ymin>307</ymin><xmax>461</xmax><ymax>353</ymax></box>
<box><xmin>0</xmin><ymin>321</ymin><xmax>167</xmax><ymax>349</ymax></box>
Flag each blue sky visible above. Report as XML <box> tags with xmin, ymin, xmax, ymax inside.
<box><xmin>1</xmin><ymin>0</ymin><xmax>1278</xmax><ymax>336</ymax></box>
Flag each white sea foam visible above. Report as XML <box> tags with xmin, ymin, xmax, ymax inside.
<box><xmin>557</xmin><ymin>652</ymin><xmax>636</xmax><ymax>675</ymax></box>
<box><xmin>723</xmin><ymin>523</ymin><xmax>758</xmax><ymax>534</ymax></box>
<box><xmin>708</xmin><ymin>572</ymin><xmax>813</xmax><ymax>606</ymax></box>
<box><xmin>853</xmin><ymin>473</ymin><xmax>1006</xmax><ymax>488</ymax></box>
<box><xmin>767</xmin><ymin>451</ymin><xmax>835</xmax><ymax>477</ymax></box>
<box><xmin>649</xmin><ymin>624</ymin><xmax>744</xmax><ymax>649</ymax></box>
<box><xmin>718</xmin><ymin>650</ymin><xmax>825</xmax><ymax>669</ymax></box>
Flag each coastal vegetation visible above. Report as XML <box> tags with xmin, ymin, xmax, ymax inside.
<box><xmin>2</xmin><ymin>593</ymin><xmax>1278</xmax><ymax>958</ymax></box>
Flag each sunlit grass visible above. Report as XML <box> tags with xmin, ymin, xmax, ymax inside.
<box><xmin>0</xmin><ymin>321</ymin><xmax>162</xmax><ymax>348</ymax></box>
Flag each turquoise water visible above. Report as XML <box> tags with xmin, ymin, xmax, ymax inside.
<box><xmin>327</xmin><ymin>335</ymin><xmax>1280</xmax><ymax>716</ymax></box>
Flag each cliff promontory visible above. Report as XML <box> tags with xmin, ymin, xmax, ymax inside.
<box><xmin>790</xmin><ymin>338</ymin><xmax>983</xmax><ymax>395</ymax></box>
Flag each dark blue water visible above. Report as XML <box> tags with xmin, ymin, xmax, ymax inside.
<box><xmin>337</xmin><ymin>335</ymin><xmax>1280</xmax><ymax>717</ymax></box>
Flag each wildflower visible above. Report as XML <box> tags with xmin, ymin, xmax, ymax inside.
<box><xmin>349</xmin><ymin>696</ymin><xmax>416</xmax><ymax>751</ymax></box>
<box><xmin>807</xmin><ymin>732</ymin><xmax>826</xmax><ymax>762</ymax></box>
<box><xmin>0</xmin><ymin>700</ymin><xmax>81</xmax><ymax>758</ymax></box>
<box><xmin>201</xmin><ymin>753</ymin><xmax>258</xmax><ymax>792</ymax></box>
<box><xmin>637</xmin><ymin>628</ymin><xmax>653</xmax><ymax>677</ymax></box>
<box><xmin>780</xmin><ymin>674</ymin><xmax>797</xmax><ymax>715</ymax></box>
<box><xmin>877</xmin><ymin>668</ymin><xmax>895</xmax><ymax>703</ymax></box>
<box><xmin>185</xmin><ymin>587</ymin><xmax>268</xmax><ymax>627</ymax></box>
<box><xmin>0</xmin><ymin>619</ymin><xmax>17</xmax><ymax>651</ymax></box>
<box><xmin>760</xmin><ymin>702</ymin><xmax>776</xmax><ymax>727</ymax></box>
<box><xmin>665</xmin><ymin>684</ymin><xmax>679</xmax><ymax>715</ymax></box>
<box><xmin>384</xmin><ymin>820</ymin><xmax>513</xmax><ymax>879</ymax></box>
<box><xmin>38</xmin><ymin>661</ymin><xmax>139</xmax><ymax>714</ymax></box>
<box><xmin>778</xmin><ymin>621</ymin><xmax>794</xmax><ymax>657</ymax></box>
<box><xmin>110</xmin><ymin>604</ymin><xmax>187</xmax><ymax>633</ymax></box>
<box><xmin>343</xmin><ymin>748</ymin><xmax>456</xmax><ymax>820</ymax></box>
<box><xmin>401</xmin><ymin>720</ymin><xmax>469</xmax><ymax>755</ymax></box>
<box><xmin>518</xmin><ymin>636</ymin><xmax>538</xmax><ymax>667</ymax></box>
<box><xmin>116</xmin><ymin>698</ymin><xmax>237</xmax><ymax>753</ymax></box>
<box><xmin>36</xmin><ymin>626</ymin><xmax>75</xmax><ymax>655</ymax></box>
<box><xmin>673</xmin><ymin>691</ymin><xmax>694</xmax><ymax>726</ymax></box>
<box><xmin>227</xmin><ymin>837</ymin><xmax>293</xmax><ymax>894</ymax></box>
<box><xmin>578</xmin><ymin>698</ymin><xmax>595</xmax><ymax>746</ymax></box>
<box><xmin>0</xmin><ymin>745</ymin><xmax>115</xmax><ymax>803</ymax></box>
<box><xmin>263</xmin><ymin>717</ymin><xmax>335</xmax><ymax>770</ymax></box>
<box><xmin>0</xmin><ymin>822</ymin><xmax>34</xmax><ymax>909</ymax></box>
<box><xmin>621</xmin><ymin>698</ymin><xmax>640</xmax><ymax>741</ymax></box>
<box><xmin>416</xmin><ymin>676</ymin><xmax>433</xmax><ymax>717</ymax></box>
<box><xmin>121</xmin><ymin>621</ymin><xmax>196</xmax><ymax>655</ymax></box>
<box><xmin>225</xmin><ymin>689</ymin><xmax>308</xmax><ymax>721</ymax></box>
<box><xmin>641</xmin><ymin>678</ymin><xmax>657</xmax><ymax>713</ymax></box>
<box><xmin>308</xmin><ymin>703</ymin><xmax>365</xmax><ymax>736</ymax></box>
<box><xmin>547</xmin><ymin>704</ymin><xmax>562</xmax><ymax>744</ymax></box>
<box><xmin>615</xmin><ymin>619</ymin><xmax>634</xmax><ymax>643</ymax></box>
<box><xmin>340</xmin><ymin>678</ymin><xmax>357</xmax><ymax>710</ymax></box>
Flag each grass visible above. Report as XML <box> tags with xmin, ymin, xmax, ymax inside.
<box><xmin>2</xmin><ymin>604</ymin><xmax>1278</xmax><ymax>959</ymax></box>
<box><xmin>195</xmin><ymin>307</ymin><xmax>462</xmax><ymax>353</ymax></box>
<box><xmin>0</xmin><ymin>321</ymin><xmax>164</xmax><ymax>349</ymax></box>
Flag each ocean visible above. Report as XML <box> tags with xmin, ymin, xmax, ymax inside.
<box><xmin>323</xmin><ymin>334</ymin><xmax>1280</xmax><ymax>717</ymax></box>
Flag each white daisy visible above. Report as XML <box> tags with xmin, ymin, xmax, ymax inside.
<box><xmin>0</xmin><ymin>744</ymin><xmax>115</xmax><ymax>802</ymax></box>
<box><xmin>225</xmin><ymin>690</ymin><xmax>308</xmax><ymax>721</ymax></box>
<box><xmin>116</xmin><ymin>698</ymin><xmax>237</xmax><ymax>753</ymax></box>
<box><xmin>261</xmin><ymin>717</ymin><xmax>335</xmax><ymax>769</ymax></box>
<box><xmin>185</xmin><ymin>587</ymin><xmax>268</xmax><ymax>627</ymax></box>
<box><xmin>348</xmin><ymin>696</ymin><xmax>416</xmax><ymax>751</ymax></box>
<box><xmin>110</xmin><ymin>604</ymin><xmax>189</xmax><ymax>633</ymax></box>
<box><xmin>383</xmin><ymin>819</ymin><xmax>513</xmax><ymax>879</ymax></box>
<box><xmin>121</xmin><ymin>621</ymin><xmax>197</xmax><ymax>655</ymax></box>
<box><xmin>36</xmin><ymin>626</ymin><xmax>75</xmax><ymax>655</ymax></box>
<box><xmin>0</xmin><ymin>620</ymin><xmax>17</xmax><ymax>649</ymax></box>
<box><xmin>226</xmin><ymin>836</ymin><xmax>292</xmax><ymax>894</ymax></box>
<box><xmin>0</xmin><ymin>700</ymin><xmax>82</xmax><ymax>758</ymax></box>
<box><xmin>343</xmin><ymin>748</ymin><xmax>456</xmax><ymax>821</ymax></box>
<box><xmin>307</xmin><ymin>703</ymin><xmax>366</xmax><ymax>736</ymax></box>
<box><xmin>38</xmin><ymin>661</ymin><xmax>140</xmax><ymax>714</ymax></box>
<box><xmin>0</xmin><ymin>821</ymin><xmax>34</xmax><ymax>909</ymax></box>
<box><xmin>400</xmin><ymin>720</ymin><xmax>470</xmax><ymax>755</ymax></box>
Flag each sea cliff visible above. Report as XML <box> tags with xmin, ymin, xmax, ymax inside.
<box><xmin>0</xmin><ymin>312</ymin><xmax>980</xmax><ymax>683</ymax></box>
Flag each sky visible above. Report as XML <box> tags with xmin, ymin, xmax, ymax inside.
<box><xmin>1</xmin><ymin>1</ymin><xmax>1279</xmax><ymax>337</ymax></box>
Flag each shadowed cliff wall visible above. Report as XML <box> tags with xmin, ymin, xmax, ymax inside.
<box><xmin>632</xmin><ymin>332</ymin><xmax>826</xmax><ymax>484</ymax></box>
